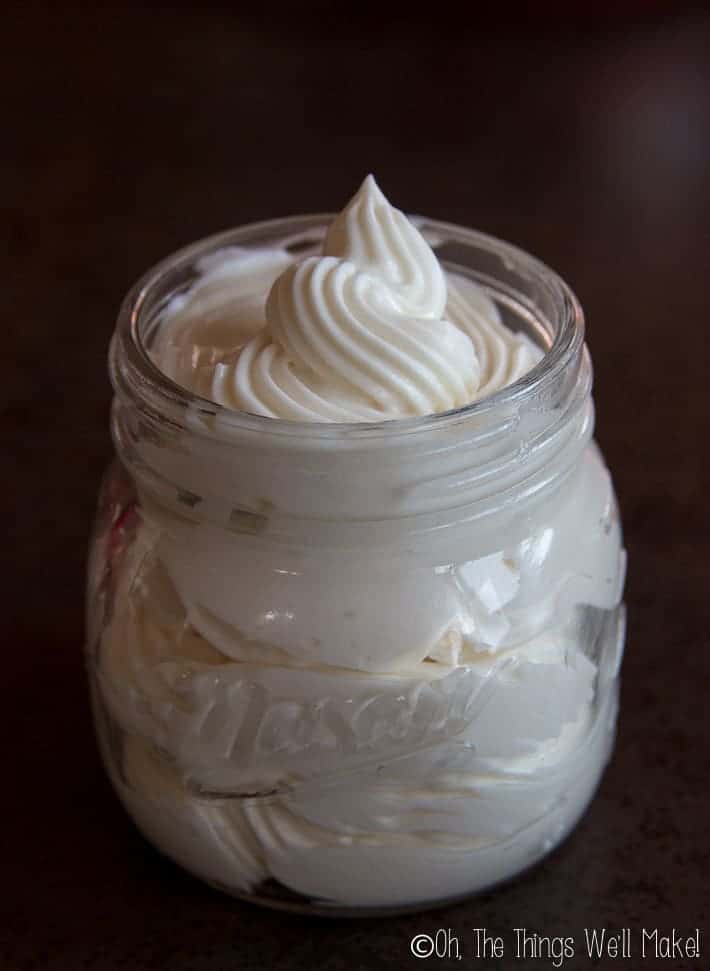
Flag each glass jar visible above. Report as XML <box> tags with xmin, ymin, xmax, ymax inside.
<box><xmin>86</xmin><ymin>215</ymin><xmax>626</xmax><ymax>916</ymax></box>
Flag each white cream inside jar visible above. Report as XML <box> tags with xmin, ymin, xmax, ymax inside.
<box><xmin>92</xmin><ymin>179</ymin><xmax>626</xmax><ymax>912</ymax></box>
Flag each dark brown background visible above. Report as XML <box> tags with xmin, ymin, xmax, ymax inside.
<box><xmin>4</xmin><ymin>5</ymin><xmax>709</xmax><ymax>970</ymax></box>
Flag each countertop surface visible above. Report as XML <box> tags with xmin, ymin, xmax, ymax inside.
<box><xmin>4</xmin><ymin>6</ymin><xmax>709</xmax><ymax>970</ymax></box>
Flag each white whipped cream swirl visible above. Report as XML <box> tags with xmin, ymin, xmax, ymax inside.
<box><xmin>213</xmin><ymin>176</ymin><xmax>479</xmax><ymax>420</ymax></box>
<box><xmin>154</xmin><ymin>176</ymin><xmax>543</xmax><ymax>421</ymax></box>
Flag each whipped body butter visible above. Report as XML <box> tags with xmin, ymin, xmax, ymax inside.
<box><xmin>87</xmin><ymin>177</ymin><xmax>626</xmax><ymax>914</ymax></box>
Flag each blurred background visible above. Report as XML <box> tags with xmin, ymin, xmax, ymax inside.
<box><xmin>4</xmin><ymin>4</ymin><xmax>709</xmax><ymax>969</ymax></box>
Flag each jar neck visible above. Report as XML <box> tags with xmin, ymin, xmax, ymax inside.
<box><xmin>109</xmin><ymin>216</ymin><xmax>590</xmax><ymax>547</ymax></box>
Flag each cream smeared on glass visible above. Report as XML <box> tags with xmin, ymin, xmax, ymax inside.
<box><xmin>152</xmin><ymin>176</ymin><xmax>541</xmax><ymax>419</ymax></box>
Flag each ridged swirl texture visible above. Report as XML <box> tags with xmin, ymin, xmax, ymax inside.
<box><xmin>211</xmin><ymin>176</ymin><xmax>480</xmax><ymax>421</ymax></box>
<box><xmin>154</xmin><ymin>176</ymin><xmax>544</xmax><ymax>419</ymax></box>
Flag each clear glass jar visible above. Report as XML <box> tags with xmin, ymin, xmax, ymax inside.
<box><xmin>86</xmin><ymin>216</ymin><xmax>626</xmax><ymax>916</ymax></box>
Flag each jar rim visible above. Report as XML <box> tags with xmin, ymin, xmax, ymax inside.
<box><xmin>111</xmin><ymin>213</ymin><xmax>585</xmax><ymax>442</ymax></box>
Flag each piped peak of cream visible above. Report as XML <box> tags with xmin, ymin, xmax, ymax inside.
<box><xmin>153</xmin><ymin>177</ymin><xmax>543</xmax><ymax>421</ymax></box>
<box><xmin>215</xmin><ymin>176</ymin><xmax>481</xmax><ymax>420</ymax></box>
<box><xmin>323</xmin><ymin>175</ymin><xmax>447</xmax><ymax>318</ymax></box>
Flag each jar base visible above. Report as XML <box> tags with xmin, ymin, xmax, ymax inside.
<box><xmin>91</xmin><ymin>657</ymin><xmax>619</xmax><ymax>917</ymax></box>
<box><xmin>202</xmin><ymin>774</ymin><xmax>609</xmax><ymax>918</ymax></box>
